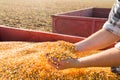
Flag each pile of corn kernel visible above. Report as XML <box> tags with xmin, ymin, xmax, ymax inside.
<box><xmin>0</xmin><ymin>41</ymin><xmax>119</xmax><ymax>80</ymax></box>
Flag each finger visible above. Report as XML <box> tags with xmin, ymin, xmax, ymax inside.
<box><xmin>48</xmin><ymin>60</ymin><xmax>60</xmax><ymax>69</ymax></box>
<box><xmin>51</xmin><ymin>57</ymin><xmax>60</xmax><ymax>66</ymax></box>
<box><xmin>47</xmin><ymin>57</ymin><xmax>60</xmax><ymax>69</ymax></box>
<box><xmin>45</xmin><ymin>54</ymin><xmax>62</xmax><ymax>69</ymax></box>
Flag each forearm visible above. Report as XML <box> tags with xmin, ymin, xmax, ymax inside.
<box><xmin>77</xmin><ymin>48</ymin><xmax>120</xmax><ymax>67</ymax></box>
<box><xmin>75</xmin><ymin>29</ymin><xmax>120</xmax><ymax>52</ymax></box>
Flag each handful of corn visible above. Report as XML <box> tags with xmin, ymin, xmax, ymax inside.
<box><xmin>45</xmin><ymin>41</ymin><xmax>77</xmax><ymax>65</ymax></box>
<box><xmin>0</xmin><ymin>41</ymin><xmax>119</xmax><ymax>80</ymax></box>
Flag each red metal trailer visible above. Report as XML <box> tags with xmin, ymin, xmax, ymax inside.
<box><xmin>0</xmin><ymin>25</ymin><xmax>114</xmax><ymax>49</ymax></box>
<box><xmin>52</xmin><ymin>7</ymin><xmax>111</xmax><ymax>37</ymax></box>
<box><xmin>0</xmin><ymin>25</ymin><xmax>84</xmax><ymax>43</ymax></box>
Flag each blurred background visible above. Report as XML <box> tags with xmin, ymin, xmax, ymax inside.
<box><xmin>0</xmin><ymin>0</ymin><xmax>114</xmax><ymax>32</ymax></box>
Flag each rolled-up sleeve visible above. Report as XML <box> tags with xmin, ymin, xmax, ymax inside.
<box><xmin>115</xmin><ymin>42</ymin><xmax>120</xmax><ymax>49</ymax></box>
<box><xmin>103</xmin><ymin>21</ymin><xmax>120</xmax><ymax>37</ymax></box>
<box><xmin>103</xmin><ymin>1</ymin><xmax>120</xmax><ymax>49</ymax></box>
<box><xmin>103</xmin><ymin>1</ymin><xmax>120</xmax><ymax>37</ymax></box>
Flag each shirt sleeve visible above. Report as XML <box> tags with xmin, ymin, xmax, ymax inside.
<box><xmin>102</xmin><ymin>2</ymin><xmax>120</xmax><ymax>37</ymax></box>
<box><xmin>115</xmin><ymin>42</ymin><xmax>120</xmax><ymax>49</ymax></box>
<box><xmin>103</xmin><ymin>21</ymin><xmax>120</xmax><ymax>37</ymax></box>
<box><xmin>103</xmin><ymin>1</ymin><xmax>120</xmax><ymax>49</ymax></box>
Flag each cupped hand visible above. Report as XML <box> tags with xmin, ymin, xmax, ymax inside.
<box><xmin>47</xmin><ymin>57</ymin><xmax>80</xmax><ymax>70</ymax></box>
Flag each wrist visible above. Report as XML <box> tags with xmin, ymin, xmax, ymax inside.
<box><xmin>77</xmin><ymin>58</ymin><xmax>90</xmax><ymax>68</ymax></box>
<box><xmin>70</xmin><ymin>58</ymin><xmax>83</xmax><ymax>68</ymax></box>
<box><xmin>74</xmin><ymin>43</ymin><xmax>85</xmax><ymax>52</ymax></box>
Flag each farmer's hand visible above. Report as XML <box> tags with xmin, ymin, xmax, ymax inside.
<box><xmin>48</xmin><ymin>57</ymin><xmax>80</xmax><ymax>70</ymax></box>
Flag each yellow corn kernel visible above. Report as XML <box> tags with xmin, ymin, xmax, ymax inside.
<box><xmin>0</xmin><ymin>41</ymin><xmax>118</xmax><ymax>80</ymax></box>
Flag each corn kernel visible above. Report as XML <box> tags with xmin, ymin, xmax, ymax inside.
<box><xmin>0</xmin><ymin>41</ymin><xmax>118</xmax><ymax>80</ymax></box>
